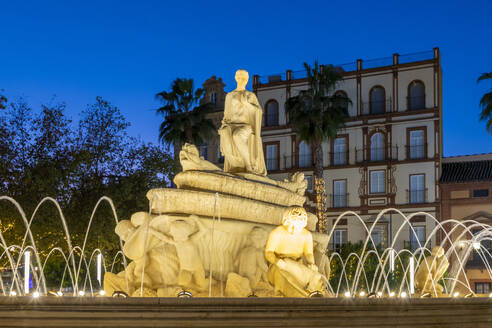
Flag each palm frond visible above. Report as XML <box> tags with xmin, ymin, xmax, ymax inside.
<box><xmin>477</xmin><ymin>72</ymin><xmax>492</xmax><ymax>83</ymax></box>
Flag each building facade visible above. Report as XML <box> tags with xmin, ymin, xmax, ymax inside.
<box><xmin>440</xmin><ymin>154</ymin><xmax>492</xmax><ymax>295</ymax></box>
<box><xmin>201</xmin><ymin>48</ymin><xmax>443</xmax><ymax>252</ymax></box>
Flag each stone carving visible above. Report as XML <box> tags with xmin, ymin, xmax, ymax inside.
<box><xmin>265</xmin><ymin>207</ymin><xmax>326</xmax><ymax>297</ymax></box>
<box><xmin>148</xmin><ymin>216</ymin><xmax>208</xmax><ymax>292</ymax></box>
<box><xmin>314</xmin><ymin>241</ymin><xmax>331</xmax><ymax>278</ymax></box>
<box><xmin>174</xmin><ymin>171</ymin><xmax>307</xmax><ymax>206</ymax></box>
<box><xmin>236</xmin><ymin>227</ymin><xmax>269</xmax><ymax>289</ymax></box>
<box><xmin>415</xmin><ymin>246</ymin><xmax>449</xmax><ymax>297</ymax></box>
<box><xmin>218</xmin><ymin>70</ymin><xmax>266</xmax><ymax>176</ymax></box>
<box><xmin>147</xmin><ymin>188</ymin><xmax>318</xmax><ymax>231</ymax></box>
<box><xmin>179</xmin><ymin>143</ymin><xmax>221</xmax><ymax>172</ymax></box>
<box><xmin>104</xmin><ymin>70</ymin><xmax>328</xmax><ymax>298</ymax></box>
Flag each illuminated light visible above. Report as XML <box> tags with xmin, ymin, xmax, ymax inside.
<box><xmin>489</xmin><ymin>293</ymin><xmax>492</xmax><ymax>298</ymax></box>
<box><xmin>177</xmin><ymin>290</ymin><xmax>192</xmax><ymax>298</ymax></box>
<box><xmin>389</xmin><ymin>292</ymin><xmax>395</xmax><ymax>297</ymax></box>
<box><xmin>33</xmin><ymin>291</ymin><xmax>40</xmax><ymax>298</ymax></box>
<box><xmin>10</xmin><ymin>291</ymin><xmax>17</xmax><ymax>296</ymax></box>
<box><xmin>97</xmin><ymin>253</ymin><xmax>102</xmax><ymax>285</ymax></box>
<box><xmin>99</xmin><ymin>290</ymin><xmax>105</xmax><ymax>296</ymax></box>
<box><xmin>57</xmin><ymin>291</ymin><xmax>63</xmax><ymax>297</ymax></box>
<box><xmin>112</xmin><ymin>291</ymin><xmax>128</xmax><ymax>298</ymax></box>
<box><xmin>309</xmin><ymin>291</ymin><xmax>323</xmax><ymax>298</ymax></box>
<box><xmin>78</xmin><ymin>291</ymin><xmax>85</xmax><ymax>296</ymax></box>
<box><xmin>409</xmin><ymin>256</ymin><xmax>415</xmax><ymax>294</ymax></box>
<box><xmin>473</xmin><ymin>242</ymin><xmax>481</xmax><ymax>250</ymax></box>
<box><xmin>24</xmin><ymin>251</ymin><xmax>30</xmax><ymax>295</ymax></box>
<box><xmin>359</xmin><ymin>291</ymin><xmax>366</xmax><ymax>297</ymax></box>
<box><xmin>344</xmin><ymin>291</ymin><xmax>351</xmax><ymax>298</ymax></box>
<box><xmin>377</xmin><ymin>291</ymin><xmax>382</xmax><ymax>297</ymax></box>
<box><xmin>400</xmin><ymin>292</ymin><xmax>407</xmax><ymax>298</ymax></box>
<box><xmin>453</xmin><ymin>292</ymin><xmax>459</xmax><ymax>298</ymax></box>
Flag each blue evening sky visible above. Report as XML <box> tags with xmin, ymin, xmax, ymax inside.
<box><xmin>1</xmin><ymin>0</ymin><xmax>491</xmax><ymax>156</ymax></box>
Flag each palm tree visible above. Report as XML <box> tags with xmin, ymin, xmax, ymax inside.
<box><xmin>478</xmin><ymin>72</ymin><xmax>492</xmax><ymax>133</ymax></box>
<box><xmin>155</xmin><ymin>78</ymin><xmax>216</xmax><ymax>157</ymax></box>
<box><xmin>285</xmin><ymin>62</ymin><xmax>350</xmax><ymax>231</ymax></box>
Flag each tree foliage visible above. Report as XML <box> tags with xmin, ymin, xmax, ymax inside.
<box><xmin>0</xmin><ymin>95</ymin><xmax>175</xmax><ymax>288</ymax></box>
<box><xmin>478</xmin><ymin>72</ymin><xmax>492</xmax><ymax>133</ymax></box>
<box><xmin>285</xmin><ymin>62</ymin><xmax>350</xmax><ymax>230</ymax></box>
<box><xmin>155</xmin><ymin>78</ymin><xmax>216</xmax><ymax>151</ymax></box>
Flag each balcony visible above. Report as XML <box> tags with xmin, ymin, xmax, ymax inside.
<box><xmin>406</xmin><ymin>143</ymin><xmax>427</xmax><ymax>160</ymax></box>
<box><xmin>282</xmin><ymin>155</ymin><xmax>315</xmax><ymax>170</ymax></box>
<box><xmin>330</xmin><ymin>151</ymin><xmax>349</xmax><ymax>166</ymax></box>
<box><xmin>356</xmin><ymin>146</ymin><xmax>399</xmax><ymax>163</ymax></box>
<box><xmin>361</xmin><ymin>99</ymin><xmax>393</xmax><ymax>116</ymax></box>
<box><xmin>330</xmin><ymin>194</ymin><xmax>349</xmax><ymax>208</ymax></box>
<box><xmin>407</xmin><ymin>96</ymin><xmax>426</xmax><ymax>111</ymax></box>
<box><xmin>266</xmin><ymin>158</ymin><xmax>279</xmax><ymax>171</ymax></box>
<box><xmin>406</xmin><ymin>189</ymin><xmax>428</xmax><ymax>204</ymax></box>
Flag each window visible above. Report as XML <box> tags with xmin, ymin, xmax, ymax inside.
<box><xmin>265</xmin><ymin>144</ymin><xmax>278</xmax><ymax>171</ymax></box>
<box><xmin>370</xmin><ymin>170</ymin><xmax>385</xmax><ymax>194</ymax></box>
<box><xmin>370</xmin><ymin>133</ymin><xmax>385</xmax><ymax>161</ymax></box>
<box><xmin>198</xmin><ymin>143</ymin><xmax>208</xmax><ymax>160</ymax></box>
<box><xmin>265</xmin><ymin>100</ymin><xmax>279</xmax><ymax>126</ymax></box>
<box><xmin>475</xmin><ymin>282</ymin><xmax>491</xmax><ymax>294</ymax></box>
<box><xmin>410</xmin><ymin>174</ymin><xmax>425</xmax><ymax>204</ymax></box>
<box><xmin>409</xmin><ymin>129</ymin><xmax>425</xmax><ymax>159</ymax></box>
<box><xmin>408</xmin><ymin>81</ymin><xmax>425</xmax><ymax>110</ymax></box>
<box><xmin>334</xmin><ymin>90</ymin><xmax>349</xmax><ymax>113</ymax></box>
<box><xmin>409</xmin><ymin>225</ymin><xmax>426</xmax><ymax>250</ymax></box>
<box><xmin>305</xmin><ymin>175</ymin><xmax>313</xmax><ymax>191</ymax></box>
<box><xmin>370</xmin><ymin>223</ymin><xmax>388</xmax><ymax>248</ymax></box>
<box><xmin>473</xmin><ymin>189</ymin><xmax>489</xmax><ymax>198</ymax></box>
<box><xmin>333</xmin><ymin>137</ymin><xmax>347</xmax><ymax>165</ymax></box>
<box><xmin>333</xmin><ymin>180</ymin><xmax>347</xmax><ymax>208</ymax></box>
<box><xmin>298</xmin><ymin>141</ymin><xmax>311</xmax><ymax>168</ymax></box>
<box><xmin>333</xmin><ymin>229</ymin><xmax>347</xmax><ymax>253</ymax></box>
<box><xmin>210</xmin><ymin>92</ymin><xmax>217</xmax><ymax>104</ymax></box>
<box><xmin>370</xmin><ymin>86</ymin><xmax>385</xmax><ymax>114</ymax></box>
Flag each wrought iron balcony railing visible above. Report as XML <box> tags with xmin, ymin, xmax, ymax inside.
<box><xmin>406</xmin><ymin>188</ymin><xmax>428</xmax><ymax>204</ymax></box>
<box><xmin>355</xmin><ymin>146</ymin><xmax>399</xmax><ymax>163</ymax></box>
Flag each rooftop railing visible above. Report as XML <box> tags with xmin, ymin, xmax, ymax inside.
<box><xmin>255</xmin><ymin>49</ymin><xmax>438</xmax><ymax>86</ymax></box>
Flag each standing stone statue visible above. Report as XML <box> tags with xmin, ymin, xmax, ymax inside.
<box><xmin>219</xmin><ymin>69</ymin><xmax>267</xmax><ymax>176</ymax></box>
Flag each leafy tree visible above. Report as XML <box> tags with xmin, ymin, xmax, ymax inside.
<box><xmin>0</xmin><ymin>96</ymin><xmax>175</xmax><ymax>290</ymax></box>
<box><xmin>155</xmin><ymin>78</ymin><xmax>216</xmax><ymax>158</ymax></box>
<box><xmin>478</xmin><ymin>72</ymin><xmax>492</xmax><ymax>133</ymax></box>
<box><xmin>285</xmin><ymin>62</ymin><xmax>350</xmax><ymax>231</ymax></box>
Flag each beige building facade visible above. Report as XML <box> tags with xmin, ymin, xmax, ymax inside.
<box><xmin>201</xmin><ymin>48</ymin><xmax>443</xmax><ymax>252</ymax></box>
<box><xmin>440</xmin><ymin>154</ymin><xmax>492</xmax><ymax>295</ymax></box>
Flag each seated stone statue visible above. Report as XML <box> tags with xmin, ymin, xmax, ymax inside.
<box><xmin>264</xmin><ymin>207</ymin><xmax>326</xmax><ymax>297</ymax></box>
<box><xmin>415</xmin><ymin>246</ymin><xmax>449</xmax><ymax>297</ymax></box>
<box><xmin>218</xmin><ymin>69</ymin><xmax>266</xmax><ymax>176</ymax></box>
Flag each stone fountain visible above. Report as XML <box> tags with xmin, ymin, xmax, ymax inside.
<box><xmin>104</xmin><ymin>69</ymin><xmax>329</xmax><ymax>297</ymax></box>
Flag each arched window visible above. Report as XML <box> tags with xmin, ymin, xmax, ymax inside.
<box><xmin>265</xmin><ymin>100</ymin><xmax>279</xmax><ymax>126</ymax></box>
<box><xmin>334</xmin><ymin>90</ymin><xmax>349</xmax><ymax>113</ymax></box>
<box><xmin>370</xmin><ymin>132</ymin><xmax>385</xmax><ymax>161</ymax></box>
<box><xmin>298</xmin><ymin>141</ymin><xmax>311</xmax><ymax>168</ymax></box>
<box><xmin>370</xmin><ymin>86</ymin><xmax>386</xmax><ymax>114</ymax></box>
<box><xmin>408</xmin><ymin>81</ymin><xmax>425</xmax><ymax>110</ymax></box>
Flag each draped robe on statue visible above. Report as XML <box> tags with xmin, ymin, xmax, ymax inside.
<box><xmin>219</xmin><ymin>90</ymin><xmax>267</xmax><ymax>176</ymax></box>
